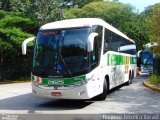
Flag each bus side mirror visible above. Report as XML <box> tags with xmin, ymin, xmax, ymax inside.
<box><xmin>22</xmin><ymin>37</ymin><xmax>35</xmax><ymax>55</ymax></box>
<box><xmin>88</xmin><ymin>32</ymin><xmax>98</xmax><ymax>52</ymax></box>
<box><xmin>137</xmin><ymin>50</ymin><xmax>142</xmax><ymax>58</ymax></box>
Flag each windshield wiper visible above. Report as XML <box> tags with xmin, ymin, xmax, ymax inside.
<box><xmin>59</xmin><ymin>54</ymin><xmax>73</xmax><ymax>77</ymax></box>
<box><xmin>57</xmin><ymin>32</ymin><xmax>73</xmax><ymax>77</ymax></box>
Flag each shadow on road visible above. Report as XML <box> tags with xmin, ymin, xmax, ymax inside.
<box><xmin>0</xmin><ymin>93</ymin><xmax>93</xmax><ymax>113</ymax></box>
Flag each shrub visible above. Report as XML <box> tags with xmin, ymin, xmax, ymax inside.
<box><xmin>0</xmin><ymin>10</ymin><xmax>38</xmax><ymax>81</ymax></box>
<box><xmin>150</xmin><ymin>74</ymin><xmax>160</xmax><ymax>85</ymax></box>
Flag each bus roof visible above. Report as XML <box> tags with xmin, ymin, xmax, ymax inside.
<box><xmin>40</xmin><ymin>18</ymin><xmax>135</xmax><ymax>43</ymax></box>
<box><xmin>145</xmin><ymin>42</ymin><xmax>159</xmax><ymax>48</ymax></box>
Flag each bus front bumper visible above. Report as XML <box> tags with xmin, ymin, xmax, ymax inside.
<box><xmin>32</xmin><ymin>84</ymin><xmax>94</xmax><ymax>99</ymax></box>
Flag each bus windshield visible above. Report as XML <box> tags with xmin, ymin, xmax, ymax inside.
<box><xmin>142</xmin><ymin>51</ymin><xmax>153</xmax><ymax>65</ymax></box>
<box><xmin>33</xmin><ymin>27</ymin><xmax>90</xmax><ymax>77</ymax></box>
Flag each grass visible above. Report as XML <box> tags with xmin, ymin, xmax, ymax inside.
<box><xmin>150</xmin><ymin>74</ymin><xmax>160</xmax><ymax>86</ymax></box>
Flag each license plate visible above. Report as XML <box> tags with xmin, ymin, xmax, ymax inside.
<box><xmin>51</xmin><ymin>92</ymin><xmax>62</xmax><ymax>96</ymax></box>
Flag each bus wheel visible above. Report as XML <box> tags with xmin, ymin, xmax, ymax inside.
<box><xmin>98</xmin><ymin>78</ymin><xmax>108</xmax><ymax>100</ymax></box>
<box><xmin>132</xmin><ymin>71</ymin><xmax>134</xmax><ymax>80</ymax></box>
<box><xmin>126</xmin><ymin>72</ymin><xmax>132</xmax><ymax>85</ymax></box>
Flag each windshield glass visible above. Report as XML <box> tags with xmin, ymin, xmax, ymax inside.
<box><xmin>33</xmin><ymin>28</ymin><xmax>90</xmax><ymax>77</ymax></box>
<box><xmin>142</xmin><ymin>51</ymin><xmax>153</xmax><ymax>65</ymax></box>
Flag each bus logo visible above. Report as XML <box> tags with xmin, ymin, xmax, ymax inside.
<box><xmin>48</xmin><ymin>80</ymin><xmax>64</xmax><ymax>85</ymax></box>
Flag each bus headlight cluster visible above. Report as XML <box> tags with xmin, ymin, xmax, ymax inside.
<box><xmin>64</xmin><ymin>78</ymin><xmax>91</xmax><ymax>88</ymax></box>
<box><xmin>33</xmin><ymin>81</ymin><xmax>39</xmax><ymax>86</ymax></box>
<box><xmin>74</xmin><ymin>79</ymin><xmax>88</xmax><ymax>87</ymax></box>
<box><xmin>33</xmin><ymin>76</ymin><xmax>42</xmax><ymax>86</ymax></box>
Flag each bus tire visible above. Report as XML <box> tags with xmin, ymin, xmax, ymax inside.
<box><xmin>126</xmin><ymin>71</ymin><xmax>132</xmax><ymax>85</ymax></box>
<box><xmin>98</xmin><ymin>78</ymin><xmax>108</xmax><ymax>100</ymax></box>
<box><xmin>132</xmin><ymin>71</ymin><xmax>134</xmax><ymax>80</ymax></box>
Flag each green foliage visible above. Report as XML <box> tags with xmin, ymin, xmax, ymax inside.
<box><xmin>0</xmin><ymin>10</ymin><xmax>6</xmax><ymax>18</ymax></box>
<box><xmin>0</xmin><ymin>0</ymin><xmax>31</xmax><ymax>12</ymax></box>
<box><xmin>65</xmin><ymin>2</ymin><xmax>132</xmax><ymax>25</ymax></box>
<box><xmin>9</xmin><ymin>0</ymin><xmax>31</xmax><ymax>12</ymax></box>
<box><xmin>0</xmin><ymin>0</ymin><xmax>158</xmax><ymax>81</ymax></box>
<box><xmin>142</xmin><ymin>4</ymin><xmax>160</xmax><ymax>56</ymax></box>
<box><xmin>64</xmin><ymin>1</ymin><xmax>150</xmax><ymax>50</ymax></box>
<box><xmin>0</xmin><ymin>10</ymin><xmax>37</xmax><ymax>80</ymax></box>
<box><xmin>150</xmin><ymin>74</ymin><xmax>160</xmax><ymax>85</ymax></box>
<box><xmin>147</xmin><ymin>4</ymin><xmax>160</xmax><ymax>56</ymax></box>
<box><xmin>0</xmin><ymin>28</ymin><xmax>32</xmax><ymax>51</ymax></box>
<box><xmin>63</xmin><ymin>0</ymin><xmax>103</xmax><ymax>8</ymax></box>
<box><xmin>26</xmin><ymin>0</ymin><xmax>64</xmax><ymax>25</ymax></box>
<box><xmin>123</xmin><ymin>13</ymin><xmax>150</xmax><ymax>50</ymax></box>
<box><xmin>0</xmin><ymin>16</ymin><xmax>38</xmax><ymax>34</ymax></box>
<box><xmin>0</xmin><ymin>0</ymin><xmax>65</xmax><ymax>25</ymax></box>
<box><xmin>0</xmin><ymin>10</ymin><xmax>37</xmax><ymax>52</ymax></box>
<box><xmin>0</xmin><ymin>0</ymin><xmax>10</xmax><ymax>11</ymax></box>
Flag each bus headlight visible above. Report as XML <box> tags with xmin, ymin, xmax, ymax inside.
<box><xmin>66</xmin><ymin>78</ymin><xmax>91</xmax><ymax>87</ymax></box>
<box><xmin>32</xmin><ymin>76</ymin><xmax>42</xmax><ymax>86</ymax></box>
<box><xmin>74</xmin><ymin>79</ymin><xmax>88</xmax><ymax>86</ymax></box>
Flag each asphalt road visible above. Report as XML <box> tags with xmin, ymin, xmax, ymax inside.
<box><xmin>0</xmin><ymin>74</ymin><xmax>160</xmax><ymax>116</ymax></box>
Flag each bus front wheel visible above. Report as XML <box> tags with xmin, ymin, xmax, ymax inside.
<box><xmin>98</xmin><ymin>78</ymin><xmax>108</xmax><ymax>100</ymax></box>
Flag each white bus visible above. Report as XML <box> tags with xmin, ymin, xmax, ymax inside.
<box><xmin>22</xmin><ymin>18</ymin><xmax>137</xmax><ymax>100</ymax></box>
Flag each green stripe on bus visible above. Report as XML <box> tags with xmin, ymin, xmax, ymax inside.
<box><xmin>107</xmin><ymin>53</ymin><xmax>136</xmax><ymax>65</ymax></box>
<box><xmin>32</xmin><ymin>75</ymin><xmax>86</xmax><ymax>85</ymax></box>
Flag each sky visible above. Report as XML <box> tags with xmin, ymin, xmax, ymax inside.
<box><xmin>118</xmin><ymin>0</ymin><xmax>160</xmax><ymax>12</ymax></box>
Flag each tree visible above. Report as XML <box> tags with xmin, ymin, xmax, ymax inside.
<box><xmin>0</xmin><ymin>0</ymin><xmax>10</xmax><ymax>11</ymax></box>
<box><xmin>64</xmin><ymin>1</ymin><xmax>149</xmax><ymax>50</ymax></box>
<box><xmin>62</xmin><ymin>0</ymin><xmax>102</xmax><ymax>8</ymax></box>
<box><xmin>145</xmin><ymin>4</ymin><xmax>160</xmax><ymax>56</ymax></box>
<box><xmin>122</xmin><ymin>13</ymin><xmax>150</xmax><ymax>50</ymax></box>
<box><xmin>26</xmin><ymin>0</ymin><xmax>64</xmax><ymax>25</ymax></box>
<box><xmin>0</xmin><ymin>0</ymin><xmax>65</xmax><ymax>25</ymax></box>
<box><xmin>0</xmin><ymin>10</ymin><xmax>38</xmax><ymax>80</ymax></box>
<box><xmin>0</xmin><ymin>0</ymin><xmax>30</xmax><ymax>12</ymax></box>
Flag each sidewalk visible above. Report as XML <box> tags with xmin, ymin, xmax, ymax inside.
<box><xmin>0</xmin><ymin>80</ymin><xmax>30</xmax><ymax>85</ymax></box>
<box><xmin>139</xmin><ymin>72</ymin><xmax>160</xmax><ymax>92</ymax></box>
<box><xmin>143</xmin><ymin>80</ymin><xmax>160</xmax><ymax>92</ymax></box>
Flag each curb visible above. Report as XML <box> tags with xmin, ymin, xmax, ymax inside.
<box><xmin>0</xmin><ymin>80</ymin><xmax>31</xmax><ymax>85</ymax></box>
<box><xmin>143</xmin><ymin>81</ymin><xmax>160</xmax><ymax>92</ymax></box>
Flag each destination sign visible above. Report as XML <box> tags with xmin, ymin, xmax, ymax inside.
<box><xmin>43</xmin><ymin>31</ymin><xmax>58</xmax><ymax>35</ymax></box>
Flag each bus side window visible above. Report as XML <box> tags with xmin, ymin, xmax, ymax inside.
<box><xmin>104</xmin><ymin>28</ymin><xmax>114</xmax><ymax>53</ymax></box>
<box><xmin>103</xmin><ymin>40</ymin><xmax>108</xmax><ymax>53</ymax></box>
<box><xmin>90</xmin><ymin>40</ymin><xmax>98</xmax><ymax>66</ymax></box>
